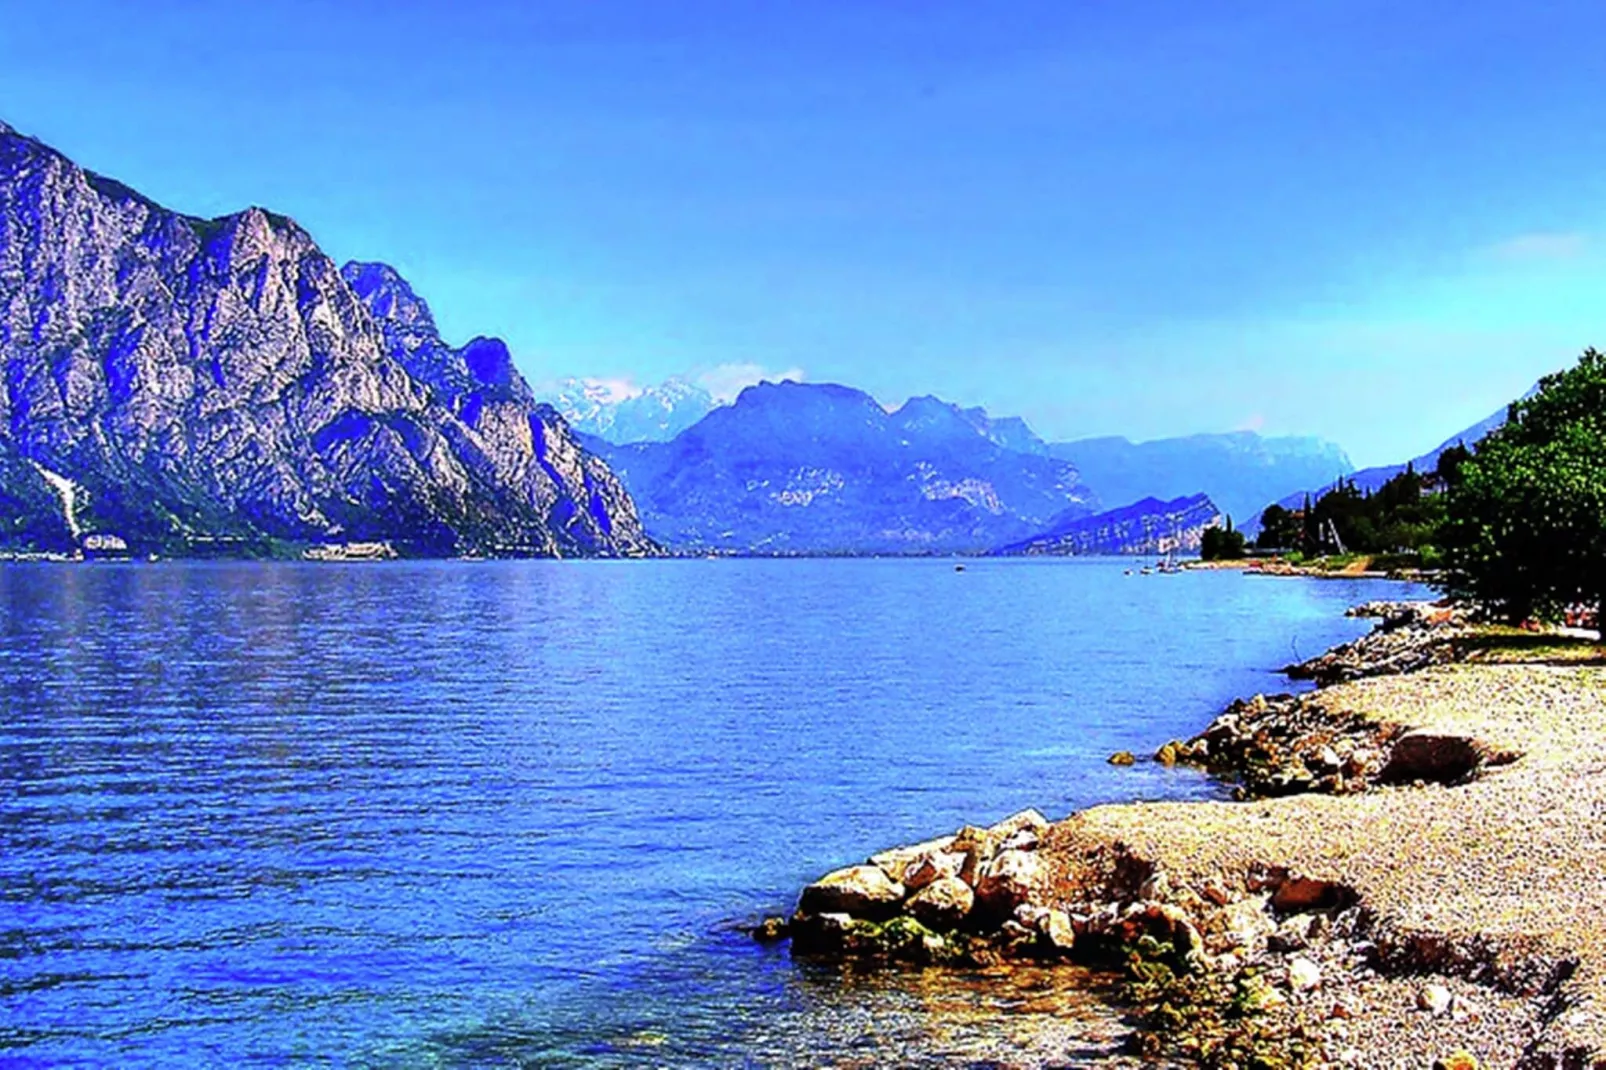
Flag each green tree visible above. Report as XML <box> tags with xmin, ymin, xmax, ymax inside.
<box><xmin>1201</xmin><ymin>516</ymin><xmax>1247</xmax><ymax>560</ymax></box>
<box><xmin>1255</xmin><ymin>503</ymin><xmax>1300</xmax><ymax>550</ymax></box>
<box><xmin>1441</xmin><ymin>348</ymin><xmax>1606</xmax><ymax>624</ymax></box>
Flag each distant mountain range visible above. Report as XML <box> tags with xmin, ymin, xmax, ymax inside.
<box><xmin>0</xmin><ymin>119</ymin><xmax>653</xmax><ymax>557</ymax></box>
<box><xmin>1048</xmin><ymin>433</ymin><xmax>1352</xmax><ymax>529</ymax></box>
<box><xmin>543</xmin><ymin>376</ymin><xmax>717</xmax><ymax>443</ymax></box>
<box><xmin>0</xmin><ymin>115</ymin><xmax>1482</xmax><ymax>562</ymax></box>
<box><xmin>583</xmin><ymin>382</ymin><xmax>1100</xmax><ymax>554</ymax></box>
<box><xmin>570</xmin><ymin>378</ymin><xmax>1357</xmax><ymax>554</ymax></box>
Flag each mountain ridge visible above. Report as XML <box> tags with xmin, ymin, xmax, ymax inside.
<box><xmin>585</xmin><ymin>379</ymin><xmax>1099</xmax><ymax>554</ymax></box>
<box><xmin>997</xmin><ymin>493</ymin><xmax>1223</xmax><ymax>557</ymax></box>
<box><xmin>0</xmin><ymin>119</ymin><xmax>654</xmax><ymax>557</ymax></box>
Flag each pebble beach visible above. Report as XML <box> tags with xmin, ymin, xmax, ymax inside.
<box><xmin>772</xmin><ymin>605</ymin><xmax>1606</xmax><ymax>1068</ymax></box>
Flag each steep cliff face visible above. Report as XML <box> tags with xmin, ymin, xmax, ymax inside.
<box><xmin>997</xmin><ymin>494</ymin><xmax>1222</xmax><ymax>556</ymax></box>
<box><xmin>0</xmin><ymin>120</ymin><xmax>653</xmax><ymax>556</ymax></box>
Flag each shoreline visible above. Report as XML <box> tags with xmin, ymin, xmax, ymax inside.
<box><xmin>763</xmin><ymin>603</ymin><xmax>1606</xmax><ymax>1068</ymax></box>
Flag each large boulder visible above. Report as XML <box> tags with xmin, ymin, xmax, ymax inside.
<box><xmin>902</xmin><ymin>850</ymin><xmax>966</xmax><ymax>892</ymax></box>
<box><xmin>906</xmin><ymin>875</ymin><xmax>975</xmax><ymax>930</ymax></box>
<box><xmin>986</xmin><ymin>808</ymin><xmax>1049</xmax><ymax>840</ymax></box>
<box><xmin>798</xmin><ymin>864</ymin><xmax>906</xmax><ymax>919</ymax></box>
<box><xmin>1378</xmin><ymin>730</ymin><xmax>1487</xmax><ymax>785</ymax></box>
<box><xmin>869</xmin><ymin>835</ymin><xmax>956</xmax><ymax>884</ymax></box>
<box><xmin>951</xmin><ymin>824</ymin><xmax>1003</xmax><ymax>886</ymax></box>
<box><xmin>975</xmin><ymin>849</ymin><xmax>1047</xmax><ymax>917</ymax></box>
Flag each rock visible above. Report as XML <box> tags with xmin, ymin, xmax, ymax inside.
<box><xmin>869</xmin><ymin>836</ymin><xmax>956</xmax><ymax>884</ymax></box>
<box><xmin>1330</xmin><ymin>994</ymin><xmax>1362</xmax><ymax>1019</ymax></box>
<box><xmin>1210</xmin><ymin>895</ymin><xmax>1275</xmax><ymax>953</ymax></box>
<box><xmin>789</xmin><ymin>911</ymin><xmax>876</xmax><ymax>956</ymax></box>
<box><xmin>1013</xmin><ymin>903</ymin><xmax>1049</xmax><ymax>930</ymax></box>
<box><xmin>750</xmin><ymin>916</ymin><xmax>789</xmax><ymax>943</ymax></box>
<box><xmin>1139</xmin><ymin>871</ymin><xmax>1171</xmax><ymax>902</ymax></box>
<box><xmin>1039</xmin><ymin>909</ymin><xmax>1077</xmax><ymax>955</ymax></box>
<box><xmin>872</xmin><ymin>915</ymin><xmax>947</xmax><ymax>959</ymax></box>
<box><xmin>1433</xmin><ymin>1052</ymin><xmax>1480</xmax><ymax>1070</ymax></box>
<box><xmin>950</xmin><ymin>825</ymin><xmax>1002</xmax><ymax>886</ymax></box>
<box><xmin>975</xmin><ymin>849</ymin><xmax>1046</xmax><ymax>916</ymax></box>
<box><xmin>1272</xmin><ymin>874</ymin><xmax>1349</xmax><ymax>913</ymax></box>
<box><xmin>1268</xmin><ymin>915</ymin><xmax>1311</xmax><ymax>953</ymax></box>
<box><xmin>1286</xmin><ymin>956</ymin><xmax>1322</xmax><ymax>992</ymax></box>
<box><xmin>789</xmin><ymin>911</ymin><xmax>953</xmax><ymax>961</ymax></box>
<box><xmin>986</xmin><ymin>808</ymin><xmax>1049</xmax><ymax>840</ymax></box>
<box><xmin>1317</xmin><ymin>745</ymin><xmax>1342</xmax><ymax>770</ymax></box>
<box><xmin>1149</xmin><ymin>903</ymin><xmax>1203</xmax><ymax>958</ymax></box>
<box><xmin>1200</xmin><ymin>878</ymin><xmax>1231</xmax><ymax>907</ymax></box>
<box><xmin>1344</xmin><ymin>747</ymin><xmax>1378</xmax><ymax>778</ymax></box>
<box><xmin>798</xmin><ymin>865</ymin><xmax>906</xmax><ymax>919</ymax></box>
<box><xmin>1379</xmin><ymin>730</ymin><xmax>1486</xmax><ymax>785</ymax></box>
<box><xmin>992</xmin><ymin>919</ymin><xmax>1035</xmax><ymax>955</ymax></box>
<box><xmin>905</xmin><ymin>876</ymin><xmax>974</xmax><ymax>930</ymax></box>
<box><xmin>900</xmin><ymin>849</ymin><xmax>966</xmax><ymax>892</ymax></box>
<box><xmin>1107</xmin><ymin>750</ymin><xmax>1136</xmax><ymax>766</ymax></box>
<box><xmin>1418</xmin><ymin>983</ymin><xmax>1453</xmax><ymax>1015</ymax></box>
<box><xmin>1155</xmin><ymin>740</ymin><xmax>1183</xmax><ymax>766</ymax></box>
<box><xmin>998</xmin><ymin>828</ymin><xmax>1040</xmax><ymax>853</ymax></box>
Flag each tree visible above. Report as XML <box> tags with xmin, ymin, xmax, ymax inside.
<box><xmin>1201</xmin><ymin>516</ymin><xmax>1247</xmax><ymax>560</ymax></box>
<box><xmin>1255</xmin><ymin>503</ymin><xmax>1301</xmax><ymax>551</ymax></box>
<box><xmin>1441</xmin><ymin>348</ymin><xmax>1606</xmax><ymax>624</ymax></box>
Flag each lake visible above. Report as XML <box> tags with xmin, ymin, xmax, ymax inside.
<box><xmin>0</xmin><ymin>558</ymin><xmax>1425</xmax><ymax>1067</ymax></box>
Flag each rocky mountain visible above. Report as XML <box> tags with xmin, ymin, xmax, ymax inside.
<box><xmin>892</xmin><ymin>395</ymin><xmax>1050</xmax><ymax>457</ymax></box>
<box><xmin>544</xmin><ymin>375</ymin><xmax>717</xmax><ymax>443</ymax></box>
<box><xmin>0</xmin><ymin>119</ymin><xmax>653</xmax><ymax>557</ymax></box>
<box><xmin>1047</xmin><ymin>432</ymin><xmax>1352</xmax><ymax>529</ymax></box>
<box><xmin>584</xmin><ymin>380</ymin><xmax>1097</xmax><ymax>554</ymax></box>
<box><xmin>996</xmin><ymin>494</ymin><xmax>1222</xmax><ymax>556</ymax></box>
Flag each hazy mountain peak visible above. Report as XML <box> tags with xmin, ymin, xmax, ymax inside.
<box><xmin>543</xmin><ymin>374</ymin><xmax>718</xmax><ymax>443</ymax></box>
<box><xmin>1050</xmin><ymin>431</ymin><xmax>1353</xmax><ymax>525</ymax></box>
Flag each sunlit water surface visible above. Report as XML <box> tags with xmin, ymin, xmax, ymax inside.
<box><xmin>0</xmin><ymin>558</ymin><xmax>1426</xmax><ymax>1067</ymax></box>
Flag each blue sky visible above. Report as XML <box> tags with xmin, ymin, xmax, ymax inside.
<box><xmin>3</xmin><ymin>0</ymin><xmax>1605</xmax><ymax>465</ymax></box>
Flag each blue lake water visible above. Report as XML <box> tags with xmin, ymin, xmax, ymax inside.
<box><xmin>0</xmin><ymin>558</ymin><xmax>1426</xmax><ymax>1067</ymax></box>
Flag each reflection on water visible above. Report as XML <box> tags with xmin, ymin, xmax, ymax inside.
<box><xmin>0</xmin><ymin>559</ymin><xmax>1421</xmax><ymax>1066</ymax></box>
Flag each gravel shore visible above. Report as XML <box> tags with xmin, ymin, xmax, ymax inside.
<box><xmin>1049</xmin><ymin>660</ymin><xmax>1606</xmax><ymax>1066</ymax></box>
<box><xmin>777</xmin><ymin>607</ymin><xmax>1606</xmax><ymax>1068</ymax></box>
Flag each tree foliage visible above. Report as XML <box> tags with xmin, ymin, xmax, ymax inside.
<box><xmin>1255</xmin><ymin>468</ymin><xmax>1446</xmax><ymax>556</ymax></box>
<box><xmin>1254</xmin><ymin>504</ymin><xmax>1301</xmax><ymax>551</ymax></box>
<box><xmin>1441</xmin><ymin>348</ymin><xmax>1606</xmax><ymax>623</ymax></box>
<box><xmin>1201</xmin><ymin>516</ymin><xmax>1247</xmax><ymax>560</ymax></box>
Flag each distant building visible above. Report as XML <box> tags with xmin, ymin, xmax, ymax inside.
<box><xmin>302</xmin><ymin>542</ymin><xmax>397</xmax><ymax>562</ymax></box>
<box><xmin>80</xmin><ymin>533</ymin><xmax>130</xmax><ymax>559</ymax></box>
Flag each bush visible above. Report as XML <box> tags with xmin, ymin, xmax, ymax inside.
<box><xmin>1442</xmin><ymin>348</ymin><xmax>1606</xmax><ymax>623</ymax></box>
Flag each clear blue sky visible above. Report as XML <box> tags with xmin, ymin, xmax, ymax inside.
<box><xmin>4</xmin><ymin>0</ymin><xmax>1605</xmax><ymax>465</ymax></box>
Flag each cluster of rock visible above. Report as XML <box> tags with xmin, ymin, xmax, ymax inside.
<box><xmin>1160</xmin><ymin>691</ymin><xmax>1399</xmax><ymax>798</ymax></box>
<box><xmin>1287</xmin><ymin>601</ymin><xmax>1471</xmax><ymax>685</ymax></box>
<box><xmin>773</xmin><ymin>809</ymin><xmax>1077</xmax><ymax>966</ymax></box>
<box><xmin>772</xmin><ymin>821</ymin><xmax>1516</xmax><ymax>1065</ymax></box>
